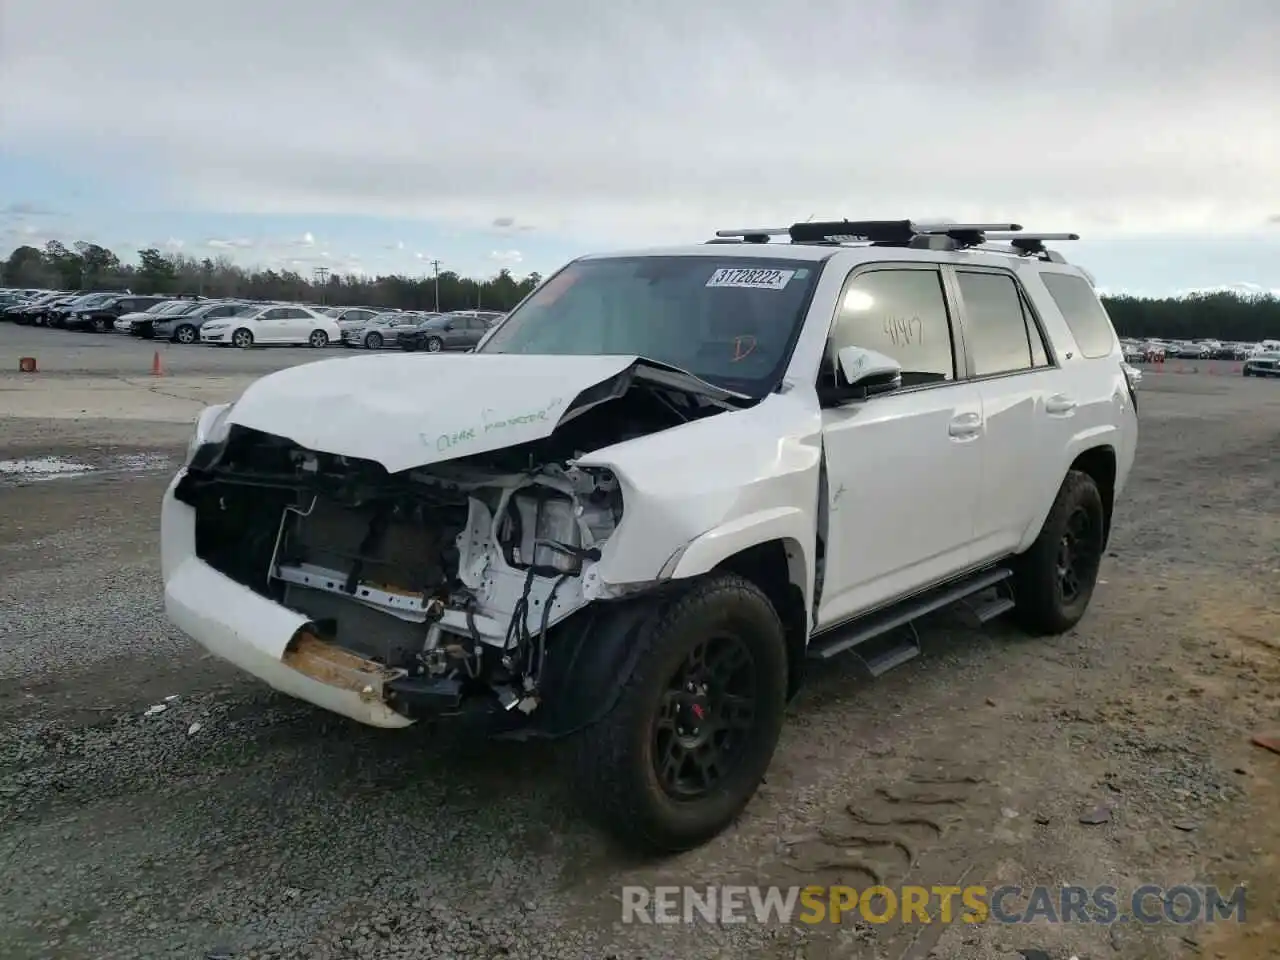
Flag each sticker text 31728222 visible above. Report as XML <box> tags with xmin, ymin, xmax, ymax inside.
<box><xmin>705</xmin><ymin>267</ymin><xmax>796</xmax><ymax>290</ymax></box>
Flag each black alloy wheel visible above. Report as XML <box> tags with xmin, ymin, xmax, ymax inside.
<box><xmin>653</xmin><ymin>634</ymin><xmax>757</xmax><ymax>801</ymax></box>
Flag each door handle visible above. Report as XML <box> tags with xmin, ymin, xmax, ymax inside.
<box><xmin>948</xmin><ymin>412</ymin><xmax>982</xmax><ymax>439</ymax></box>
<box><xmin>1045</xmin><ymin>395</ymin><xmax>1077</xmax><ymax>415</ymax></box>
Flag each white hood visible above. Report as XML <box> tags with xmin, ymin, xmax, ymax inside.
<box><xmin>223</xmin><ymin>353</ymin><xmax>655</xmax><ymax>473</ymax></box>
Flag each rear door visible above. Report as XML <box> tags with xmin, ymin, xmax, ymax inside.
<box><xmin>946</xmin><ymin>265</ymin><xmax>1065</xmax><ymax>562</ymax></box>
<box><xmin>444</xmin><ymin>316</ymin><xmax>471</xmax><ymax>348</ymax></box>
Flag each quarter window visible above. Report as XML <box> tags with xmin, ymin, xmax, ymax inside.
<box><xmin>828</xmin><ymin>267</ymin><xmax>956</xmax><ymax>386</ymax></box>
<box><xmin>1040</xmin><ymin>272</ymin><xmax>1117</xmax><ymax>359</ymax></box>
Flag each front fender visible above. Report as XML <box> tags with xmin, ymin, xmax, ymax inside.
<box><xmin>662</xmin><ymin>506</ymin><xmax>814</xmax><ymax>617</ymax></box>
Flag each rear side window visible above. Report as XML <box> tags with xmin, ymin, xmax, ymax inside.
<box><xmin>1040</xmin><ymin>272</ymin><xmax>1117</xmax><ymax>359</ymax></box>
<box><xmin>955</xmin><ymin>271</ymin><xmax>1054</xmax><ymax>376</ymax></box>
<box><xmin>955</xmin><ymin>272</ymin><xmax>1032</xmax><ymax>376</ymax></box>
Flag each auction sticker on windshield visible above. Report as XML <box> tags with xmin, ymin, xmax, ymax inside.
<box><xmin>705</xmin><ymin>267</ymin><xmax>796</xmax><ymax>290</ymax></box>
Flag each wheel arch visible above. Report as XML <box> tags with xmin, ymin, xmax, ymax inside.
<box><xmin>1068</xmin><ymin>445</ymin><xmax>1117</xmax><ymax>549</ymax></box>
<box><xmin>708</xmin><ymin>539</ymin><xmax>811</xmax><ymax>701</ymax></box>
<box><xmin>1020</xmin><ymin>441</ymin><xmax>1118</xmax><ymax>554</ymax></box>
<box><xmin>665</xmin><ymin>510</ymin><xmax>814</xmax><ymax>701</ymax></box>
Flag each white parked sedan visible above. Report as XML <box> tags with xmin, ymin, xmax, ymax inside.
<box><xmin>199</xmin><ymin>305</ymin><xmax>340</xmax><ymax>348</ymax></box>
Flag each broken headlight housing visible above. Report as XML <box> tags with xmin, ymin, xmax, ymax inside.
<box><xmin>185</xmin><ymin>401</ymin><xmax>235</xmax><ymax>465</ymax></box>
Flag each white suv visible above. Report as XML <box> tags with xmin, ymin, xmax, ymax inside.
<box><xmin>160</xmin><ymin>219</ymin><xmax>1138</xmax><ymax>853</ymax></box>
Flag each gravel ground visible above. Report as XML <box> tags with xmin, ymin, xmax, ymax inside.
<box><xmin>1</xmin><ymin>334</ymin><xmax>1278</xmax><ymax>960</ymax></box>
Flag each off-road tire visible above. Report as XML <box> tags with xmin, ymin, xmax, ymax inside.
<box><xmin>569</xmin><ymin>573</ymin><xmax>788</xmax><ymax>854</ymax></box>
<box><xmin>1011</xmin><ymin>469</ymin><xmax>1105</xmax><ymax>636</ymax></box>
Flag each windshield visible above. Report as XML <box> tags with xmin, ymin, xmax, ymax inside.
<box><xmin>164</xmin><ymin>301</ymin><xmax>201</xmax><ymax>315</ymax></box>
<box><xmin>477</xmin><ymin>255</ymin><xmax>823</xmax><ymax>396</ymax></box>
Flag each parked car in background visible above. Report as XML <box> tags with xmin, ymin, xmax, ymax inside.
<box><xmin>154</xmin><ymin>300</ymin><xmax>251</xmax><ymax>343</ymax></box>
<box><xmin>126</xmin><ymin>297</ymin><xmax>206</xmax><ymax>338</ymax></box>
<box><xmin>1139</xmin><ymin>340</ymin><xmax>1167</xmax><ymax>362</ymax></box>
<box><xmin>199</xmin><ymin>303</ymin><xmax>340</xmax><ymax>348</ymax></box>
<box><xmin>46</xmin><ymin>292</ymin><xmax>120</xmax><ymax>328</ymax></box>
<box><xmin>1242</xmin><ymin>351</ymin><xmax>1280</xmax><ymax>377</ymax></box>
<box><xmin>113</xmin><ymin>299</ymin><xmax>183</xmax><ymax>335</ymax></box>
<box><xmin>329</xmin><ymin>306</ymin><xmax>388</xmax><ymax>324</ymax></box>
<box><xmin>2</xmin><ymin>291</ymin><xmax>67</xmax><ymax>322</ymax></box>
<box><xmin>67</xmin><ymin>294</ymin><xmax>171</xmax><ymax>332</ymax></box>
<box><xmin>334</xmin><ymin>308</ymin><xmax>389</xmax><ymax>341</ymax></box>
<box><xmin>343</xmin><ymin>311</ymin><xmax>434</xmax><ymax>349</ymax></box>
<box><xmin>397</xmin><ymin>311</ymin><xmax>496</xmax><ymax>352</ymax></box>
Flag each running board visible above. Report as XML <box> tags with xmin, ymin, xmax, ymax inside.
<box><xmin>807</xmin><ymin>566</ymin><xmax>1014</xmax><ymax>667</ymax></box>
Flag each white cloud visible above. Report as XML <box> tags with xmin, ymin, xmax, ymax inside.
<box><xmin>206</xmin><ymin>238</ymin><xmax>253</xmax><ymax>249</ymax></box>
<box><xmin>1175</xmin><ymin>282</ymin><xmax>1280</xmax><ymax>298</ymax></box>
<box><xmin>0</xmin><ymin>1</ymin><xmax>1278</xmax><ymax>251</ymax></box>
<box><xmin>163</xmin><ymin>237</ymin><xmax>184</xmax><ymax>251</ymax></box>
<box><xmin>489</xmin><ymin>249</ymin><xmax>523</xmax><ymax>264</ymax></box>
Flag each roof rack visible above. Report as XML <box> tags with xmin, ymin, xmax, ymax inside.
<box><xmin>709</xmin><ymin>220</ymin><xmax>1079</xmax><ymax>262</ymax></box>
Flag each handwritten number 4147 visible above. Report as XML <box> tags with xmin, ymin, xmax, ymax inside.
<box><xmin>883</xmin><ymin>316</ymin><xmax>923</xmax><ymax>346</ymax></box>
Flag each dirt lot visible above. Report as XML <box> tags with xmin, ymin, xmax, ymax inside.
<box><xmin>1</xmin><ymin>338</ymin><xmax>1277</xmax><ymax>959</ymax></box>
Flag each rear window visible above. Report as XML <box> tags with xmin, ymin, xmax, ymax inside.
<box><xmin>479</xmin><ymin>255</ymin><xmax>823</xmax><ymax>397</ymax></box>
<box><xmin>1039</xmin><ymin>272</ymin><xmax>1117</xmax><ymax>359</ymax></box>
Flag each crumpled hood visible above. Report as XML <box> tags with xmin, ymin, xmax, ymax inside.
<box><xmin>222</xmin><ymin>353</ymin><xmax>680</xmax><ymax>473</ymax></box>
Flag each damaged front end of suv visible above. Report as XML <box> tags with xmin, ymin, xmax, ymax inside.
<box><xmin>162</xmin><ymin>353</ymin><xmax>761</xmax><ymax>734</ymax></box>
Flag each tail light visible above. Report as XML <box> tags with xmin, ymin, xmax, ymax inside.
<box><xmin>1121</xmin><ymin>362</ymin><xmax>1140</xmax><ymax>414</ymax></box>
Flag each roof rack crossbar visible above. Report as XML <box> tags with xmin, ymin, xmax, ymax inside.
<box><xmin>714</xmin><ymin>227</ymin><xmax>790</xmax><ymax>238</ymax></box>
<box><xmin>913</xmin><ymin>222</ymin><xmax>1024</xmax><ymax>234</ymax></box>
<box><xmin>981</xmin><ymin>232</ymin><xmax>1080</xmax><ymax>258</ymax></box>
<box><xmin>707</xmin><ymin>220</ymin><xmax>1077</xmax><ymax>259</ymax></box>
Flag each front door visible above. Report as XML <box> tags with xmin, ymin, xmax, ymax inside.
<box><xmin>257</xmin><ymin>307</ymin><xmax>291</xmax><ymax>342</ymax></box>
<box><xmin>816</xmin><ymin>264</ymin><xmax>984</xmax><ymax>629</ymax></box>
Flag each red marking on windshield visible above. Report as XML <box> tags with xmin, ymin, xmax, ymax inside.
<box><xmin>731</xmin><ymin>335</ymin><xmax>757</xmax><ymax>362</ymax></box>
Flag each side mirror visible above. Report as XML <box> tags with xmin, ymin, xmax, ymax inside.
<box><xmin>824</xmin><ymin>346</ymin><xmax>902</xmax><ymax>404</ymax></box>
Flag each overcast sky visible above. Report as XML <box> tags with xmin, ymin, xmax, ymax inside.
<box><xmin>2</xmin><ymin>0</ymin><xmax>1278</xmax><ymax>293</ymax></box>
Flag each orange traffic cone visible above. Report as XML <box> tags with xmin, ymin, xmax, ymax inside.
<box><xmin>19</xmin><ymin>356</ymin><xmax>37</xmax><ymax>373</ymax></box>
<box><xmin>151</xmin><ymin>350</ymin><xmax>164</xmax><ymax>377</ymax></box>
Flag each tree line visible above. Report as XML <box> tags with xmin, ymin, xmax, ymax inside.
<box><xmin>3</xmin><ymin>241</ymin><xmax>1279</xmax><ymax>341</ymax></box>
<box><xmin>1</xmin><ymin>241</ymin><xmax>541</xmax><ymax>314</ymax></box>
